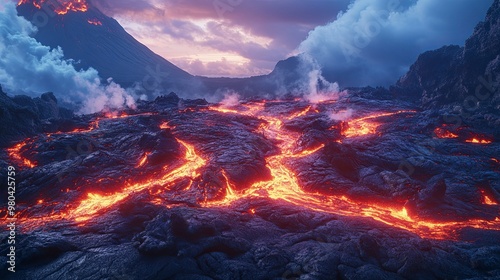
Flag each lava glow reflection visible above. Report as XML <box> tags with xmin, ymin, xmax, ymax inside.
<box><xmin>6</xmin><ymin>103</ymin><xmax>500</xmax><ymax>240</ymax></box>
<box><xmin>18</xmin><ymin>0</ymin><xmax>88</xmax><ymax>14</ymax></box>
<box><xmin>202</xmin><ymin>104</ymin><xmax>499</xmax><ymax>240</ymax></box>
<box><xmin>341</xmin><ymin>111</ymin><xmax>415</xmax><ymax>138</ymax></box>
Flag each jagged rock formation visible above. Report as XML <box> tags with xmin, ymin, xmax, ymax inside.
<box><xmin>395</xmin><ymin>0</ymin><xmax>500</xmax><ymax>129</ymax></box>
<box><xmin>0</xmin><ymin>85</ymin><xmax>73</xmax><ymax>147</ymax></box>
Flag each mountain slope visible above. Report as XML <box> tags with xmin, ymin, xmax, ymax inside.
<box><xmin>15</xmin><ymin>1</ymin><xmax>317</xmax><ymax>100</ymax></box>
<box><xmin>16</xmin><ymin>1</ymin><xmax>203</xmax><ymax>98</ymax></box>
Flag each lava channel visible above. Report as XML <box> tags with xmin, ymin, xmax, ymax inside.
<box><xmin>5</xmin><ymin>104</ymin><xmax>500</xmax><ymax>240</ymax></box>
<box><xmin>202</xmin><ymin>104</ymin><xmax>500</xmax><ymax>240</ymax></box>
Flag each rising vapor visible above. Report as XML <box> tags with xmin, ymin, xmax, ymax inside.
<box><xmin>0</xmin><ymin>1</ymin><xmax>135</xmax><ymax>114</ymax></box>
<box><xmin>299</xmin><ymin>0</ymin><xmax>493</xmax><ymax>87</ymax></box>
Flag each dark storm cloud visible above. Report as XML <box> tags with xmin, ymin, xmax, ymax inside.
<box><xmin>89</xmin><ymin>0</ymin><xmax>351</xmax><ymax>74</ymax></box>
<box><xmin>88</xmin><ymin>0</ymin><xmax>490</xmax><ymax>84</ymax></box>
<box><xmin>299</xmin><ymin>0</ymin><xmax>494</xmax><ymax>87</ymax></box>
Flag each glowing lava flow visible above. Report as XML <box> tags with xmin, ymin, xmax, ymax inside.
<box><xmin>7</xmin><ymin>141</ymin><xmax>37</xmax><ymax>168</ymax></box>
<box><xmin>136</xmin><ymin>152</ymin><xmax>151</xmax><ymax>167</ymax></box>
<box><xmin>481</xmin><ymin>191</ymin><xmax>498</xmax><ymax>205</ymax></box>
<box><xmin>434</xmin><ymin>127</ymin><xmax>458</xmax><ymax>139</ymax></box>
<box><xmin>18</xmin><ymin>0</ymin><xmax>88</xmax><ymax>14</ymax></box>
<box><xmin>7</xmin><ymin>104</ymin><xmax>500</xmax><ymax>239</ymax></box>
<box><xmin>14</xmin><ymin>138</ymin><xmax>205</xmax><ymax>228</ymax></box>
<box><xmin>203</xmin><ymin>104</ymin><xmax>500</xmax><ymax>239</ymax></box>
<box><xmin>466</xmin><ymin>138</ymin><xmax>492</xmax><ymax>144</ymax></box>
<box><xmin>71</xmin><ymin>139</ymin><xmax>205</xmax><ymax>222</ymax></box>
<box><xmin>341</xmin><ymin>111</ymin><xmax>416</xmax><ymax>138</ymax></box>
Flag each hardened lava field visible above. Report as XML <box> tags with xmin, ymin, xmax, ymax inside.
<box><xmin>1</xmin><ymin>92</ymin><xmax>499</xmax><ymax>279</ymax></box>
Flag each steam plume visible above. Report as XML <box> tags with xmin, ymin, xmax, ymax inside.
<box><xmin>0</xmin><ymin>1</ymin><xmax>135</xmax><ymax>114</ymax></box>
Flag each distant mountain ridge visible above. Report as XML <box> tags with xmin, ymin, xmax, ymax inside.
<box><xmin>15</xmin><ymin>0</ymin><xmax>316</xmax><ymax>100</ymax></box>
<box><xmin>15</xmin><ymin>0</ymin><xmax>500</xmax><ymax>114</ymax></box>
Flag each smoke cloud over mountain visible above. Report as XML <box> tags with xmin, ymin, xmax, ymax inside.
<box><xmin>300</xmin><ymin>0</ymin><xmax>493</xmax><ymax>87</ymax></box>
<box><xmin>0</xmin><ymin>1</ymin><xmax>135</xmax><ymax>114</ymax></box>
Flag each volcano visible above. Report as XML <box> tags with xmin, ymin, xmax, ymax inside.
<box><xmin>1</xmin><ymin>0</ymin><xmax>500</xmax><ymax>279</ymax></box>
<box><xmin>15</xmin><ymin>0</ymin><xmax>199</xmax><ymax>97</ymax></box>
<box><xmin>14</xmin><ymin>0</ymin><xmax>304</xmax><ymax>99</ymax></box>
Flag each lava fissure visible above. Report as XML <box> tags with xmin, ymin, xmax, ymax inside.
<box><xmin>5</xmin><ymin>102</ymin><xmax>500</xmax><ymax>240</ymax></box>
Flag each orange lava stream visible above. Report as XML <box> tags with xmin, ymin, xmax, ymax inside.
<box><xmin>15</xmin><ymin>139</ymin><xmax>205</xmax><ymax>228</ymax></box>
<box><xmin>481</xmin><ymin>191</ymin><xmax>498</xmax><ymax>206</ymax></box>
<box><xmin>203</xmin><ymin>105</ymin><xmax>500</xmax><ymax>239</ymax></box>
<box><xmin>466</xmin><ymin>138</ymin><xmax>492</xmax><ymax>144</ymax></box>
<box><xmin>72</xmin><ymin>139</ymin><xmax>205</xmax><ymax>222</ymax></box>
<box><xmin>7</xmin><ymin>141</ymin><xmax>37</xmax><ymax>168</ymax></box>
<box><xmin>434</xmin><ymin>127</ymin><xmax>459</xmax><ymax>139</ymax></box>
<box><xmin>342</xmin><ymin>111</ymin><xmax>416</xmax><ymax>138</ymax></box>
<box><xmin>18</xmin><ymin>0</ymin><xmax>88</xmax><ymax>14</ymax></box>
<box><xmin>87</xmin><ymin>19</ymin><xmax>102</xmax><ymax>26</ymax></box>
<box><xmin>6</xmin><ymin>104</ymin><xmax>500</xmax><ymax>239</ymax></box>
<box><xmin>136</xmin><ymin>152</ymin><xmax>151</xmax><ymax>167</ymax></box>
<box><xmin>286</xmin><ymin>106</ymin><xmax>312</xmax><ymax>120</ymax></box>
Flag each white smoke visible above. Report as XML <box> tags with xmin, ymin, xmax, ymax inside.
<box><xmin>0</xmin><ymin>1</ymin><xmax>136</xmax><ymax>114</ymax></box>
<box><xmin>299</xmin><ymin>54</ymin><xmax>347</xmax><ymax>104</ymax></box>
<box><xmin>299</xmin><ymin>0</ymin><xmax>493</xmax><ymax>87</ymax></box>
<box><xmin>219</xmin><ymin>91</ymin><xmax>241</xmax><ymax>107</ymax></box>
<box><xmin>329</xmin><ymin>109</ymin><xmax>354</xmax><ymax>121</ymax></box>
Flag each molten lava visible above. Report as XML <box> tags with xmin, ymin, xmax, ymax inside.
<box><xmin>481</xmin><ymin>190</ymin><xmax>498</xmax><ymax>205</ymax></box>
<box><xmin>137</xmin><ymin>152</ymin><xmax>151</xmax><ymax>167</ymax></box>
<box><xmin>8</xmin><ymin>141</ymin><xmax>37</xmax><ymax>168</ymax></box>
<box><xmin>341</xmin><ymin>111</ymin><xmax>416</xmax><ymax>138</ymax></box>
<box><xmin>70</xmin><ymin>139</ymin><xmax>205</xmax><ymax>223</ymax></box>
<box><xmin>466</xmin><ymin>137</ymin><xmax>492</xmax><ymax>144</ymax></box>
<box><xmin>5</xmin><ymin>103</ymin><xmax>500</xmax><ymax>240</ymax></box>
<box><xmin>434</xmin><ymin>127</ymin><xmax>458</xmax><ymax>139</ymax></box>
<box><xmin>201</xmin><ymin>105</ymin><xmax>499</xmax><ymax>239</ymax></box>
<box><xmin>286</xmin><ymin>106</ymin><xmax>313</xmax><ymax>120</ymax></box>
<box><xmin>18</xmin><ymin>0</ymin><xmax>88</xmax><ymax>15</ymax></box>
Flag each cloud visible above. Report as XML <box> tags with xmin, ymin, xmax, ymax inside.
<box><xmin>0</xmin><ymin>1</ymin><xmax>135</xmax><ymax>114</ymax></box>
<box><xmin>276</xmin><ymin>54</ymin><xmax>346</xmax><ymax>103</ymax></box>
<box><xmin>89</xmin><ymin>0</ymin><xmax>350</xmax><ymax>77</ymax></box>
<box><xmin>300</xmin><ymin>0</ymin><xmax>493</xmax><ymax>87</ymax></box>
<box><xmin>219</xmin><ymin>92</ymin><xmax>241</xmax><ymax>107</ymax></box>
<box><xmin>329</xmin><ymin>109</ymin><xmax>354</xmax><ymax>121</ymax></box>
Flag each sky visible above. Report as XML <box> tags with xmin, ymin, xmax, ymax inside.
<box><xmin>2</xmin><ymin>0</ymin><xmax>495</xmax><ymax>89</ymax></box>
<box><xmin>88</xmin><ymin>0</ymin><xmax>493</xmax><ymax>86</ymax></box>
<box><xmin>89</xmin><ymin>0</ymin><xmax>351</xmax><ymax>77</ymax></box>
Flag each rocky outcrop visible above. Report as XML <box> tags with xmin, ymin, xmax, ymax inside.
<box><xmin>396</xmin><ymin>0</ymin><xmax>500</xmax><ymax>121</ymax></box>
<box><xmin>0</xmin><ymin>85</ymin><xmax>73</xmax><ymax>147</ymax></box>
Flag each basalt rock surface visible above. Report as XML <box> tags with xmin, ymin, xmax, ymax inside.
<box><xmin>2</xmin><ymin>1</ymin><xmax>500</xmax><ymax>279</ymax></box>
<box><xmin>0</xmin><ymin>93</ymin><xmax>499</xmax><ymax>280</ymax></box>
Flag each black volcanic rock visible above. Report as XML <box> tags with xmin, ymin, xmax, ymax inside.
<box><xmin>396</xmin><ymin>45</ymin><xmax>464</xmax><ymax>105</ymax></box>
<box><xmin>3</xmin><ymin>1</ymin><xmax>500</xmax><ymax>280</ymax></box>
<box><xmin>395</xmin><ymin>0</ymin><xmax>500</xmax><ymax>123</ymax></box>
<box><xmin>0</xmin><ymin>87</ymin><xmax>73</xmax><ymax>147</ymax></box>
